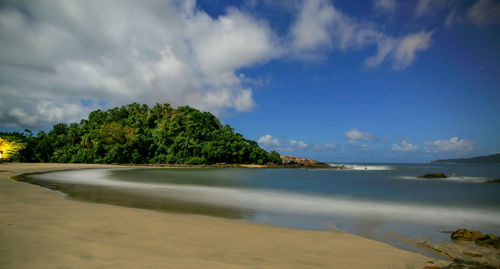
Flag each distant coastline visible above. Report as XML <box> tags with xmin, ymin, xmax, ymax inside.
<box><xmin>431</xmin><ymin>153</ymin><xmax>500</xmax><ymax>164</ymax></box>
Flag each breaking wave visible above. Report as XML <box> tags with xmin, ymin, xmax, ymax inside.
<box><xmin>329</xmin><ymin>164</ymin><xmax>394</xmax><ymax>170</ymax></box>
<box><xmin>30</xmin><ymin>169</ymin><xmax>500</xmax><ymax>226</ymax></box>
<box><xmin>398</xmin><ymin>175</ymin><xmax>491</xmax><ymax>183</ymax></box>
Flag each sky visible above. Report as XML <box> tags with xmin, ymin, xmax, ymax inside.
<box><xmin>0</xmin><ymin>0</ymin><xmax>499</xmax><ymax>163</ymax></box>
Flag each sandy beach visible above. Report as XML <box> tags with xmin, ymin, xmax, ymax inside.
<box><xmin>0</xmin><ymin>163</ymin><xmax>446</xmax><ymax>268</ymax></box>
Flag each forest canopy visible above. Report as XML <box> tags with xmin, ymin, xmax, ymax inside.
<box><xmin>1</xmin><ymin>103</ymin><xmax>281</xmax><ymax>165</ymax></box>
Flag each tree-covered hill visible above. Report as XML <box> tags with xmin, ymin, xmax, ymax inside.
<box><xmin>431</xmin><ymin>153</ymin><xmax>500</xmax><ymax>164</ymax></box>
<box><xmin>10</xmin><ymin>103</ymin><xmax>281</xmax><ymax>165</ymax></box>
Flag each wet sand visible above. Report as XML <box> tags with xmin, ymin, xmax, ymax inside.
<box><xmin>0</xmin><ymin>163</ymin><xmax>446</xmax><ymax>268</ymax></box>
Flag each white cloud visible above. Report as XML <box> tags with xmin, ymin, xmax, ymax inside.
<box><xmin>466</xmin><ymin>0</ymin><xmax>500</xmax><ymax>27</ymax></box>
<box><xmin>364</xmin><ymin>37</ymin><xmax>397</xmax><ymax>68</ymax></box>
<box><xmin>0</xmin><ymin>1</ymin><xmax>276</xmax><ymax>129</ymax></box>
<box><xmin>359</xmin><ymin>144</ymin><xmax>373</xmax><ymax>151</ymax></box>
<box><xmin>289</xmin><ymin>139</ymin><xmax>309</xmax><ymax>149</ymax></box>
<box><xmin>290</xmin><ymin>0</ymin><xmax>433</xmax><ymax>69</ymax></box>
<box><xmin>290</xmin><ymin>0</ymin><xmax>377</xmax><ymax>54</ymax></box>
<box><xmin>257</xmin><ymin>134</ymin><xmax>318</xmax><ymax>152</ymax></box>
<box><xmin>324</xmin><ymin>142</ymin><xmax>337</xmax><ymax>149</ymax></box>
<box><xmin>392</xmin><ymin>30</ymin><xmax>433</xmax><ymax>70</ymax></box>
<box><xmin>345</xmin><ymin>128</ymin><xmax>371</xmax><ymax>141</ymax></box>
<box><xmin>0</xmin><ymin>1</ymin><xmax>436</xmax><ymax>129</ymax></box>
<box><xmin>344</xmin><ymin>128</ymin><xmax>385</xmax><ymax>144</ymax></box>
<box><xmin>415</xmin><ymin>0</ymin><xmax>448</xmax><ymax>17</ymax></box>
<box><xmin>258</xmin><ymin>134</ymin><xmax>281</xmax><ymax>148</ymax></box>
<box><xmin>423</xmin><ymin>137</ymin><xmax>476</xmax><ymax>153</ymax></box>
<box><xmin>374</xmin><ymin>0</ymin><xmax>397</xmax><ymax>14</ymax></box>
<box><xmin>391</xmin><ymin>138</ymin><xmax>419</xmax><ymax>152</ymax></box>
<box><xmin>290</xmin><ymin>0</ymin><xmax>335</xmax><ymax>51</ymax></box>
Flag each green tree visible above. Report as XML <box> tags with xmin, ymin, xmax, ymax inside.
<box><xmin>15</xmin><ymin>103</ymin><xmax>282</xmax><ymax>165</ymax></box>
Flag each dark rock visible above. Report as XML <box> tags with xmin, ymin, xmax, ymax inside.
<box><xmin>451</xmin><ymin>228</ymin><xmax>484</xmax><ymax>241</ymax></box>
<box><xmin>475</xmin><ymin>234</ymin><xmax>500</xmax><ymax>249</ymax></box>
<box><xmin>418</xmin><ymin>173</ymin><xmax>448</xmax><ymax>179</ymax></box>
<box><xmin>440</xmin><ymin>259</ymin><xmax>498</xmax><ymax>269</ymax></box>
<box><xmin>449</xmin><ymin>229</ymin><xmax>500</xmax><ymax>249</ymax></box>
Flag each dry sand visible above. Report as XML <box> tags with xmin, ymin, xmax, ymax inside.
<box><xmin>0</xmin><ymin>163</ymin><xmax>447</xmax><ymax>268</ymax></box>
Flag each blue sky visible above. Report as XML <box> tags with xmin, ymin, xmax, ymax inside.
<box><xmin>0</xmin><ymin>0</ymin><xmax>499</xmax><ymax>162</ymax></box>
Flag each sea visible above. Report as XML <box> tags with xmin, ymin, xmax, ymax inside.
<box><xmin>17</xmin><ymin>163</ymin><xmax>500</xmax><ymax>257</ymax></box>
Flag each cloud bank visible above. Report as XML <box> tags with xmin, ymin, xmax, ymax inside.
<box><xmin>257</xmin><ymin>133</ymin><xmax>482</xmax><ymax>161</ymax></box>
<box><xmin>0</xmin><ymin>0</ymin><xmax>276</xmax><ymax>129</ymax></box>
<box><xmin>423</xmin><ymin>137</ymin><xmax>476</xmax><ymax>154</ymax></box>
<box><xmin>0</xmin><ymin>0</ymin><xmax>434</xmax><ymax>129</ymax></box>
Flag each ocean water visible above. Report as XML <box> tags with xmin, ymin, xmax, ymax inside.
<box><xmin>18</xmin><ymin>163</ymin><xmax>500</xmax><ymax>257</ymax></box>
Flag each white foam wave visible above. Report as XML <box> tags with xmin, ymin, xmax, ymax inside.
<box><xmin>399</xmin><ymin>176</ymin><xmax>490</xmax><ymax>183</ymax></box>
<box><xmin>31</xmin><ymin>169</ymin><xmax>500</xmax><ymax>226</ymax></box>
<box><xmin>329</xmin><ymin>164</ymin><xmax>394</xmax><ymax>170</ymax></box>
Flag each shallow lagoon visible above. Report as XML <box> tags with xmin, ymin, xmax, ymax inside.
<box><xmin>18</xmin><ymin>163</ymin><xmax>500</xmax><ymax>257</ymax></box>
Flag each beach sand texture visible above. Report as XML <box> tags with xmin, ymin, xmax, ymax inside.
<box><xmin>0</xmin><ymin>163</ymin><xmax>445</xmax><ymax>268</ymax></box>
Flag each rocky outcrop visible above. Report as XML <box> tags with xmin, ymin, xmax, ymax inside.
<box><xmin>451</xmin><ymin>229</ymin><xmax>500</xmax><ymax>249</ymax></box>
<box><xmin>475</xmin><ymin>234</ymin><xmax>500</xmax><ymax>249</ymax></box>
<box><xmin>418</xmin><ymin>173</ymin><xmax>447</xmax><ymax>178</ymax></box>
<box><xmin>451</xmin><ymin>229</ymin><xmax>485</xmax><ymax>241</ymax></box>
<box><xmin>419</xmin><ymin>229</ymin><xmax>500</xmax><ymax>269</ymax></box>
<box><xmin>279</xmin><ymin>155</ymin><xmax>330</xmax><ymax>168</ymax></box>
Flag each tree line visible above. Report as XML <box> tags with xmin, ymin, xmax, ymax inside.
<box><xmin>1</xmin><ymin>103</ymin><xmax>282</xmax><ymax>165</ymax></box>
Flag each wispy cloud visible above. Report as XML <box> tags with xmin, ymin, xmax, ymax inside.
<box><xmin>290</xmin><ymin>0</ymin><xmax>433</xmax><ymax>69</ymax></box>
<box><xmin>444</xmin><ymin>8</ymin><xmax>463</xmax><ymax>28</ymax></box>
<box><xmin>415</xmin><ymin>0</ymin><xmax>500</xmax><ymax>28</ymax></box>
<box><xmin>415</xmin><ymin>0</ymin><xmax>444</xmax><ymax>17</ymax></box>
<box><xmin>324</xmin><ymin>142</ymin><xmax>337</xmax><ymax>149</ymax></box>
<box><xmin>289</xmin><ymin>139</ymin><xmax>309</xmax><ymax>149</ymax></box>
<box><xmin>391</xmin><ymin>138</ymin><xmax>419</xmax><ymax>152</ymax></box>
<box><xmin>392</xmin><ymin>30</ymin><xmax>433</xmax><ymax>70</ymax></box>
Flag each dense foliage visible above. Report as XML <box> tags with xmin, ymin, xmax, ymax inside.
<box><xmin>0</xmin><ymin>133</ymin><xmax>27</xmax><ymax>160</ymax></box>
<box><xmin>8</xmin><ymin>103</ymin><xmax>282</xmax><ymax>165</ymax></box>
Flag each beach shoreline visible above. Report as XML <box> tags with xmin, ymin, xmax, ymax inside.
<box><xmin>0</xmin><ymin>163</ymin><xmax>445</xmax><ymax>268</ymax></box>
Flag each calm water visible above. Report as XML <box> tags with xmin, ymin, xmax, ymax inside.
<box><xmin>18</xmin><ymin>163</ymin><xmax>500</xmax><ymax>257</ymax></box>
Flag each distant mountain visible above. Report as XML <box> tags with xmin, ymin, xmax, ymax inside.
<box><xmin>431</xmin><ymin>153</ymin><xmax>500</xmax><ymax>164</ymax></box>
